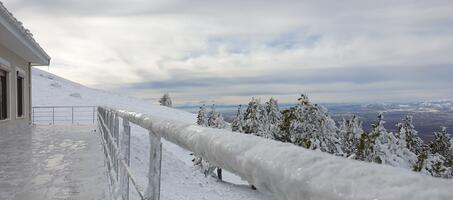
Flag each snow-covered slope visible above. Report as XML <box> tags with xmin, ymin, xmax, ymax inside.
<box><xmin>32</xmin><ymin>68</ymin><xmax>273</xmax><ymax>200</ymax></box>
<box><xmin>33</xmin><ymin>68</ymin><xmax>194</xmax><ymax>123</ymax></box>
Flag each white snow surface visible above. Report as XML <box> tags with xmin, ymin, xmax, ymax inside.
<box><xmin>32</xmin><ymin>68</ymin><xmax>271</xmax><ymax>200</ymax></box>
<box><xmin>108</xmin><ymin>107</ymin><xmax>453</xmax><ymax>200</ymax></box>
<box><xmin>33</xmin><ymin>68</ymin><xmax>194</xmax><ymax>123</ymax></box>
<box><xmin>33</xmin><ymin>68</ymin><xmax>453</xmax><ymax>200</ymax></box>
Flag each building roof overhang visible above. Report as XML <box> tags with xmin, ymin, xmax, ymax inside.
<box><xmin>0</xmin><ymin>2</ymin><xmax>50</xmax><ymax>66</ymax></box>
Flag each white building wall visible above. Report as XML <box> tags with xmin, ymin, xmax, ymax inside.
<box><xmin>0</xmin><ymin>43</ymin><xmax>31</xmax><ymax>129</ymax></box>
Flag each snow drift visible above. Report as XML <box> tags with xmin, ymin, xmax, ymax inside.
<box><xmin>106</xmin><ymin>107</ymin><xmax>453</xmax><ymax>200</ymax></box>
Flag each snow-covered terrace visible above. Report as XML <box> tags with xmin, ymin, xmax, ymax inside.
<box><xmin>0</xmin><ymin>124</ymin><xmax>108</xmax><ymax>199</ymax></box>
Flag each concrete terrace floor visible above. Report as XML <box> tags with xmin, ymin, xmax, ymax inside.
<box><xmin>0</xmin><ymin>124</ymin><xmax>108</xmax><ymax>200</ymax></box>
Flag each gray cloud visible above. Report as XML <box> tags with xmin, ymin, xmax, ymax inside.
<box><xmin>4</xmin><ymin>0</ymin><xmax>453</xmax><ymax>104</ymax></box>
<box><xmin>127</xmin><ymin>64</ymin><xmax>453</xmax><ymax>89</ymax></box>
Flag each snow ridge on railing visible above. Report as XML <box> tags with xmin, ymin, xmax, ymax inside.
<box><xmin>100</xmin><ymin>106</ymin><xmax>453</xmax><ymax>200</ymax></box>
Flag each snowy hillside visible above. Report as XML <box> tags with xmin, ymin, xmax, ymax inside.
<box><xmin>32</xmin><ymin>68</ymin><xmax>273</xmax><ymax>200</ymax></box>
<box><xmin>32</xmin><ymin>68</ymin><xmax>194</xmax><ymax>123</ymax></box>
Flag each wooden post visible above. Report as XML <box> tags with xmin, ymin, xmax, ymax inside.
<box><xmin>145</xmin><ymin>130</ymin><xmax>162</xmax><ymax>200</ymax></box>
<box><xmin>120</xmin><ymin>119</ymin><xmax>131</xmax><ymax>200</ymax></box>
<box><xmin>217</xmin><ymin>168</ymin><xmax>222</xmax><ymax>181</ymax></box>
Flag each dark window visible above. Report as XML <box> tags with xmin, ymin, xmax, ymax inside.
<box><xmin>17</xmin><ymin>72</ymin><xmax>24</xmax><ymax>117</ymax></box>
<box><xmin>0</xmin><ymin>69</ymin><xmax>7</xmax><ymax>120</ymax></box>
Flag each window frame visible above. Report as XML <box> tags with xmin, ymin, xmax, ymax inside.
<box><xmin>0</xmin><ymin>62</ymin><xmax>10</xmax><ymax>122</ymax></box>
<box><xmin>16</xmin><ymin>69</ymin><xmax>25</xmax><ymax>118</ymax></box>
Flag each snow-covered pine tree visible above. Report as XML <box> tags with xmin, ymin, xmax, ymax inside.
<box><xmin>275</xmin><ymin>107</ymin><xmax>297</xmax><ymax>143</ymax></box>
<box><xmin>423</xmin><ymin>153</ymin><xmax>452</xmax><ymax>178</ymax></box>
<box><xmin>243</xmin><ymin>98</ymin><xmax>267</xmax><ymax>136</ymax></box>
<box><xmin>208</xmin><ymin>105</ymin><xmax>227</xmax><ymax>129</ymax></box>
<box><xmin>192</xmin><ymin>105</ymin><xmax>209</xmax><ymax>175</ymax></box>
<box><xmin>264</xmin><ymin>98</ymin><xmax>281</xmax><ymax>139</ymax></box>
<box><xmin>364</xmin><ymin>114</ymin><xmax>416</xmax><ymax>168</ymax></box>
<box><xmin>158</xmin><ymin>93</ymin><xmax>172</xmax><ymax>107</ymax></box>
<box><xmin>338</xmin><ymin>115</ymin><xmax>363</xmax><ymax>157</ymax></box>
<box><xmin>420</xmin><ymin>127</ymin><xmax>453</xmax><ymax>178</ymax></box>
<box><xmin>414</xmin><ymin>143</ymin><xmax>452</xmax><ymax>178</ymax></box>
<box><xmin>194</xmin><ymin>104</ymin><xmax>226</xmax><ymax>180</ymax></box>
<box><xmin>361</xmin><ymin>114</ymin><xmax>387</xmax><ymax>163</ymax></box>
<box><xmin>286</xmin><ymin>94</ymin><xmax>342</xmax><ymax>154</ymax></box>
<box><xmin>396</xmin><ymin>115</ymin><xmax>423</xmax><ymax>155</ymax></box>
<box><xmin>413</xmin><ymin>144</ymin><xmax>429</xmax><ymax>172</ymax></box>
<box><xmin>430</xmin><ymin>127</ymin><xmax>452</xmax><ymax>159</ymax></box>
<box><xmin>196</xmin><ymin>104</ymin><xmax>209</xmax><ymax>127</ymax></box>
<box><xmin>265</xmin><ymin>98</ymin><xmax>281</xmax><ymax>124</ymax></box>
<box><xmin>231</xmin><ymin>105</ymin><xmax>245</xmax><ymax>133</ymax></box>
<box><xmin>355</xmin><ymin>130</ymin><xmax>377</xmax><ymax>162</ymax></box>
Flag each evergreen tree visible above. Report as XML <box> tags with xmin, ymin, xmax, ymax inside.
<box><xmin>414</xmin><ymin>143</ymin><xmax>452</xmax><ymax>178</ymax></box>
<box><xmin>424</xmin><ymin>153</ymin><xmax>452</xmax><ymax>178</ymax></box>
<box><xmin>193</xmin><ymin>104</ymin><xmax>226</xmax><ymax>180</ymax></box>
<box><xmin>243</xmin><ymin>98</ymin><xmax>267</xmax><ymax>136</ymax></box>
<box><xmin>361</xmin><ymin>114</ymin><xmax>416</xmax><ymax>168</ymax></box>
<box><xmin>413</xmin><ymin>145</ymin><xmax>429</xmax><ymax>172</ymax></box>
<box><xmin>355</xmin><ymin>130</ymin><xmax>377</xmax><ymax>162</ymax></box>
<box><xmin>264</xmin><ymin>98</ymin><xmax>281</xmax><ymax>139</ymax></box>
<box><xmin>339</xmin><ymin>115</ymin><xmax>363</xmax><ymax>157</ymax></box>
<box><xmin>208</xmin><ymin>105</ymin><xmax>227</xmax><ymax>129</ymax></box>
<box><xmin>355</xmin><ymin>115</ymin><xmax>380</xmax><ymax>163</ymax></box>
<box><xmin>275</xmin><ymin>107</ymin><xmax>297</xmax><ymax>143</ymax></box>
<box><xmin>422</xmin><ymin>127</ymin><xmax>453</xmax><ymax>178</ymax></box>
<box><xmin>396</xmin><ymin>115</ymin><xmax>423</xmax><ymax>155</ymax></box>
<box><xmin>193</xmin><ymin>105</ymin><xmax>209</xmax><ymax>176</ymax></box>
<box><xmin>280</xmin><ymin>94</ymin><xmax>342</xmax><ymax>154</ymax></box>
<box><xmin>265</xmin><ymin>98</ymin><xmax>281</xmax><ymax>125</ymax></box>
<box><xmin>231</xmin><ymin>105</ymin><xmax>245</xmax><ymax>133</ymax></box>
<box><xmin>196</xmin><ymin>104</ymin><xmax>209</xmax><ymax>127</ymax></box>
<box><xmin>430</xmin><ymin>127</ymin><xmax>452</xmax><ymax>159</ymax></box>
<box><xmin>158</xmin><ymin>93</ymin><xmax>172</xmax><ymax>107</ymax></box>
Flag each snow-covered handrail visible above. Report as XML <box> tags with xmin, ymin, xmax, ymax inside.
<box><xmin>101</xmin><ymin>106</ymin><xmax>453</xmax><ymax>200</ymax></box>
<box><xmin>98</xmin><ymin>107</ymin><xmax>162</xmax><ymax>200</ymax></box>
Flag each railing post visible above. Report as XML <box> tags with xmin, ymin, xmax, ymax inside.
<box><xmin>93</xmin><ymin>107</ymin><xmax>95</xmax><ymax>124</ymax></box>
<box><xmin>52</xmin><ymin>107</ymin><xmax>55</xmax><ymax>125</ymax></box>
<box><xmin>32</xmin><ymin>107</ymin><xmax>34</xmax><ymax>124</ymax></box>
<box><xmin>71</xmin><ymin>107</ymin><xmax>74</xmax><ymax>124</ymax></box>
<box><xmin>114</xmin><ymin>115</ymin><xmax>120</xmax><ymax>181</ymax></box>
<box><xmin>120</xmin><ymin>119</ymin><xmax>131</xmax><ymax>200</ymax></box>
<box><xmin>109</xmin><ymin>111</ymin><xmax>115</xmax><ymax>177</ymax></box>
<box><xmin>146</xmin><ymin>130</ymin><xmax>162</xmax><ymax>200</ymax></box>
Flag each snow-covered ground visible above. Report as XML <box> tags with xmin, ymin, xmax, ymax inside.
<box><xmin>32</xmin><ymin>68</ymin><xmax>273</xmax><ymax>200</ymax></box>
<box><xmin>33</xmin><ymin>68</ymin><xmax>453</xmax><ymax>200</ymax></box>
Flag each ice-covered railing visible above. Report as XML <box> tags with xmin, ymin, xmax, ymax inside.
<box><xmin>97</xmin><ymin>107</ymin><xmax>453</xmax><ymax>200</ymax></box>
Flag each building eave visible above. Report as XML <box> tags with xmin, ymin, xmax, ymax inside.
<box><xmin>0</xmin><ymin>2</ymin><xmax>50</xmax><ymax>66</ymax></box>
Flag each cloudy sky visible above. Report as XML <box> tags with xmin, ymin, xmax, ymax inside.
<box><xmin>4</xmin><ymin>0</ymin><xmax>453</xmax><ymax>105</ymax></box>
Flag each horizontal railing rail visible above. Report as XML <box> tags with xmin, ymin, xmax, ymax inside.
<box><xmin>32</xmin><ymin>106</ymin><xmax>96</xmax><ymax>125</ymax></box>
<box><xmin>98</xmin><ymin>106</ymin><xmax>453</xmax><ymax>200</ymax></box>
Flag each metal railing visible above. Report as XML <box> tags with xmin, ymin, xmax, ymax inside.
<box><xmin>32</xmin><ymin>106</ymin><xmax>96</xmax><ymax>125</ymax></box>
<box><xmin>97</xmin><ymin>107</ymin><xmax>161</xmax><ymax>200</ymax></box>
<box><xmin>96</xmin><ymin>106</ymin><xmax>453</xmax><ymax>200</ymax></box>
